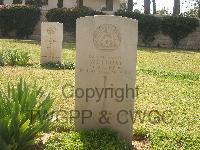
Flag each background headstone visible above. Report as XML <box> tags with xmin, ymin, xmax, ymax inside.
<box><xmin>41</xmin><ymin>22</ymin><xmax>63</xmax><ymax>64</ymax></box>
<box><xmin>75</xmin><ymin>15</ymin><xmax>138</xmax><ymax>143</ymax></box>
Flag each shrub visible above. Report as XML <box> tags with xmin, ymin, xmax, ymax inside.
<box><xmin>3</xmin><ymin>49</ymin><xmax>30</xmax><ymax>66</ymax></box>
<box><xmin>162</xmin><ymin>16</ymin><xmax>199</xmax><ymax>47</ymax></box>
<box><xmin>13</xmin><ymin>0</ymin><xmax>22</xmax><ymax>4</ymax></box>
<box><xmin>0</xmin><ymin>5</ymin><xmax>41</xmax><ymax>38</ymax></box>
<box><xmin>41</xmin><ymin>62</ymin><xmax>65</xmax><ymax>70</ymax></box>
<box><xmin>46</xmin><ymin>7</ymin><xmax>105</xmax><ymax>32</ymax></box>
<box><xmin>41</xmin><ymin>61</ymin><xmax>75</xmax><ymax>70</ymax></box>
<box><xmin>45</xmin><ymin>129</ymin><xmax>131</xmax><ymax>150</ymax></box>
<box><xmin>115</xmin><ymin>10</ymin><xmax>161</xmax><ymax>46</ymax></box>
<box><xmin>25</xmin><ymin>0</ymin><xmax>43</xmax><ymax>7</ymax></box>
<box><xmin>63</xmin><ymin>60</ymin><xmax>75</xmax><ymax>70</ymax></box>
<box><xmin>0</xmin><ymin>78</ymin><xmax>53</xmax><ymax>150</ymax></box>
<box><xmin>115</xmin><ymin>10</ymin><xmax>199</xmax><ymax>48</ymax></box>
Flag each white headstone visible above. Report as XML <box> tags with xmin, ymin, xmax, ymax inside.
<box><xmin>75</xmin><ymin>15</ymin><xmax>138</xmax><ymax>143</ymax></box>
<box><xmin>40</xmin><ymin>22</ymin><xmax>63</xmax><ymax>64</ymax></box>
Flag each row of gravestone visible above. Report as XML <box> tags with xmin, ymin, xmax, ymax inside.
<box><xmin>41</xmin><ymin>15</ymin><xmax>138</xmax><ymax>144</ymax></box>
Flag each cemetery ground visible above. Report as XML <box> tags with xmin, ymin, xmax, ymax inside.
<box><xmin>0</xmin><ymin>39</ymin><xmax>200</xmax><ymax>149</ymax></box>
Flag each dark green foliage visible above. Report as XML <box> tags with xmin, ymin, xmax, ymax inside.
<box><xmin>33</xmin><ymin>0</ymin><xmax>42</xmax><ymax>7</ymax></box>
<box><xmin>41</xmin><ymin>61</ymin><xmax>75</xmax><ymax>70</ymax></box>
<box><xmin>3</xmin><ymin>49</ymin><xmax>30</xmax><ymax>66</ymax></box>
<box><xmin>13</xmin><ymin>0</ymin><xmax>22</xmax><ymax>4</ymax></box>
<box><xmin>63</xmin><ymin>60</ymin><xmax>75</xmax><ymax>70</ymax></box>
<box><xmin>0</xmin><ymin>5</ymin><xmax>41</xmax><ymax>38</ymax></box>
<box><xmin>41</xmin><ymin>62</ymin><xmax>65</xmax><ymax>70</ymax></box>
<box><xmin>115</xmin><ymin>10</ymin><xmax>199</xmax><ymax>48</ymax></box>
<box><xmin>25</xmin><ymin>0</ymin><xmax>42</xmax><ymax>7</ymax></box>
<box><xmin>45</xmin><ymin>129</ymin><xmax>132</xmax><ymax>150</ymax></box>
<box><xmin>46</xmin><ymin>7</ymin><xmax>105</xmax><ymax>32</ymax></box>
<box><xmin>0</xmin><ymin>78</ymin><xmax>53</xmax><ymax>150</ymax></box>
<box><xmin>162</xmin><ymin>16</ymin><xmax>199</xmax><ymax>47</ymax></box>
<box><xmin>115</xmin><ymin>10</ymin><xmax>161</xmax><ymax>46</ymax></box>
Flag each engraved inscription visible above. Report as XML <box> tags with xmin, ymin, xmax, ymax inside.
<box><xmin>78</xmin><ymin>55</ymin><xmax>123</xmax><ymax>74</ymax></box>
<box><xmin>93</xmin><ymin>24</ymin><xmax>121</xmax><ymax>50</ymax></box>
<box><xmin>46</xmin><ymin>26</ymin><xmax>56</xmax><ymax>59</ymax></box>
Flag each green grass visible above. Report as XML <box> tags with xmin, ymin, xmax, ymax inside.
<box><xmin>0</xmin><ymin>39</ymin><xmax>200</xmax><ymax>149</ymax></box>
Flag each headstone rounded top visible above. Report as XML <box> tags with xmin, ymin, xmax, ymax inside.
<box><xmin>76</xmin><ymin>15</ymin><xmax>138</xmax><ymax>23</ymax></box>
<box><xmin>93</xmin><ymin>24</ymin><xmax>121</xmax><ymax>50</ymax></box>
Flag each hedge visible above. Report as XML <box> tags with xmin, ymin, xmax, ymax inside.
<box><xmin>115</xmin><ymin>10</ymin><xmax>161</xmax><ymax>46</ymax></box>
<box><xmin>46</xmin><ymin>7</ymin><xmax>105</xmax><ymax>32</ymax></box>
<box><xmin>0</xmin><ymin>5</ymin><xmax>41</xmax><ymax>38</ymax></box>
<box><xmin>115</xmin><ymin>10</ymin><xmax>199</xmax><ymax>48</ymax></box>
<box><xmin>162</xmin><ymin>16</ymin><xmax>199</xmax><ymax>47</ymax></box>
<box><xmin>13</xmin><ymin>0</ymin><xmax>22</xmax><ymax>4</ymax></box>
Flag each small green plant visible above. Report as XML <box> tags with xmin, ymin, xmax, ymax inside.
<box><xmin>64</xmin><ymin>60</ymin><xmax>75</xmax><ymax>70</ymax></box>
<box><xmin>41</xmin><ymin>61</ymin><xmax>75</xmax><ymax>70</ymax></box>
<box><xmin>133</xmin><ymin>127</ymin><xmax>149</xmax><ymax>140</ymax></box>
<box><xmin>41</xmin><ymin>62</ymin><xmax>64</xmax><ymax>70</ymax></box>
<box><xmin>3</xmin><ymin>49</ymin><xmax>30</xmax><ymax>66</ymax></box>
<box><xmin>45</xmin><ymin>129</ymin><xmax>132</xmax><ymax>150</ymax></box>
<box><xmin>16</xmin><ymin>51</ymin><xmax>30</xmax><ymax>66</ymax></box>
<box><xmin>0</xmin><ymin>78</ymin><xmax>53</xmax><ymax>150</ymax></box>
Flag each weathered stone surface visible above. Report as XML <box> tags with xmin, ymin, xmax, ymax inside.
<box><xmin>47</xmin><ymin>0</ymin><xmax>58</xmax><ymax>9</ymax></box>
<box><xmin>40</xmin><ymin>22</ymin><xmax>63</xmax><ymax>64</ymax></box>
<box><xmin>75</xmin><ymin>15</ymin><xmax>138</xmax><ymax>143</ymax></box>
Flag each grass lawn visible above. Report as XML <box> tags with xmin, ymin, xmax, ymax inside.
<box><xmin>0</xmin><ymin>39</ymin><xmax>200</xmax><ymax>149</ymax></box>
